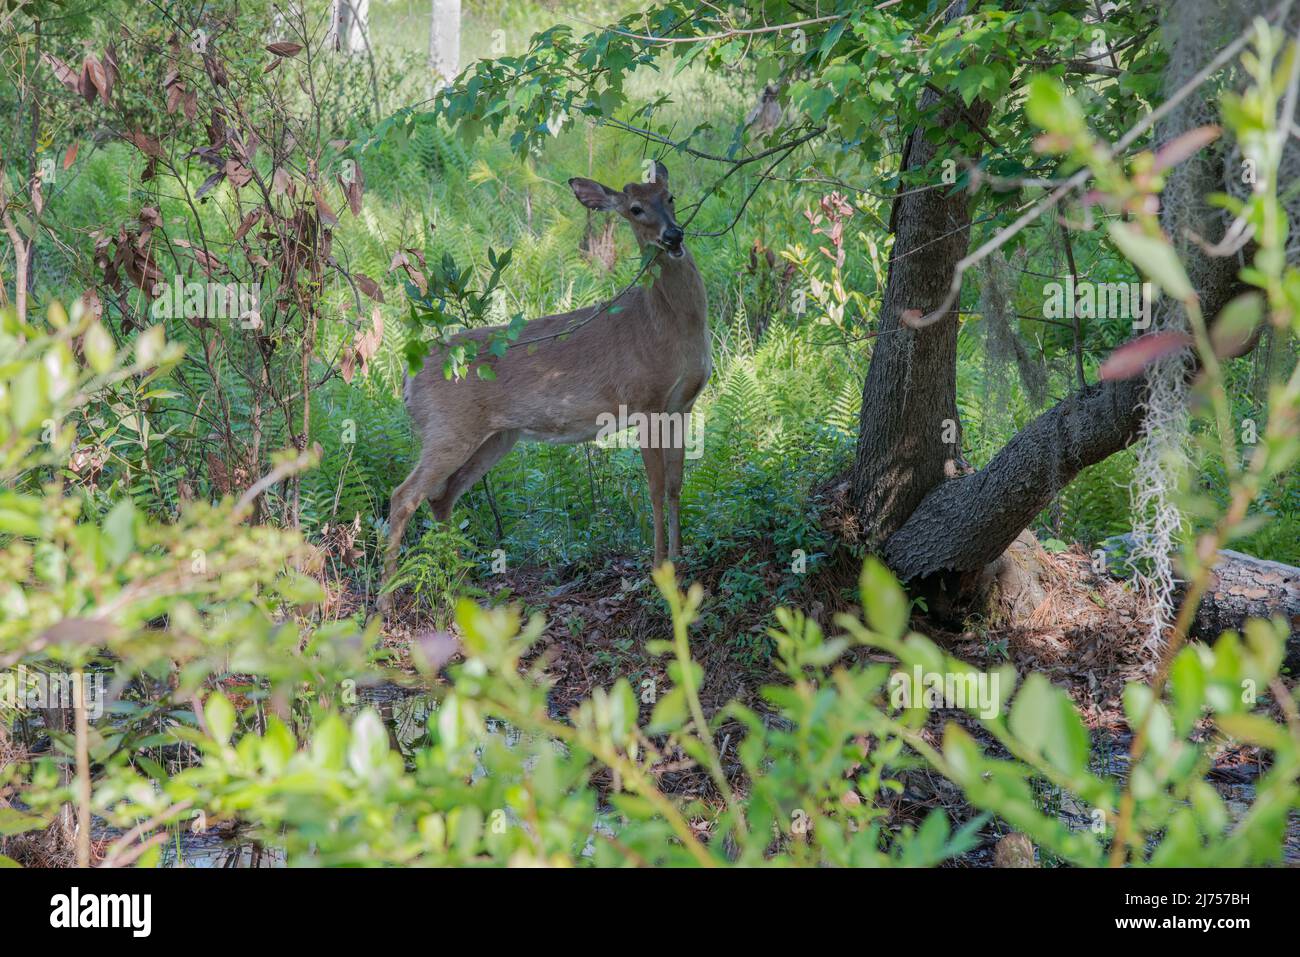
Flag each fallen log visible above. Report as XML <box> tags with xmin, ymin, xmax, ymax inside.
<box><xmin>1101</xmin><ymin>536</ymin><xmax>1300</xmax><ymax>670</ymax></box>
<box><xmin>1191</xmin><ymin>548</ymin><xmax>1300</xmax><ymax>669</ymax></box>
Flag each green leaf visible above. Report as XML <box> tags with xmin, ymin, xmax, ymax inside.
<box><xmin>1217</xmin><ymin>713</ymin><xmax>1289</xmax><ymax>750</ymax></box>
<box><xmin>1008</xmin><ymin>673</ymin><xmax>1090</xmax><ymax>775</ymax></box>
<box><xmin>0</xmin><ymin>808</ymin><xmax>51</xmax><ymax>837</ymax></box>
<box><xmin>83</xmin><ymin>321</ymin><xmax>116</xmax><ymax>375</ymax></box>
<box><xmin>348</xmin><ymin>709</ymin><xmax>389</xmax><ymax>775</ymax></box>
<box><xmin>648</xmin><ymin>686</ymin><xmax>687</xmax><ymax>732</ymax></box>
<box><xmin>954</xmin><ymin>65</ymin><xmax>994</xmax><ymax>106</ymax></box>
<box><xmin>860</xmin><ymin>557</ymin><xmax>908</xmax><ymax>639</ymax></box>
<box><xmin>205</xmin><ymin>692</ymin><xmax>236</xmax><ymax>746</ymax></box>
<box><xmin>1025</xmin><ymin>76</ymin><xmax>1084</xmax><ymax>135</ymax></box>
<box><xmin>0</xmin><ymin>509</ymin><xmax>42</xmax><ymax>537</ymax></box>
<box><xmin>134</xmin><ymin>324</ymin><xmax>165</xmax><ymax>366</ymax></box>
<box><xmin>103</xmin><ymin>499</ymin><xmax>136</xmax><ymax>568</ymax></box>
<box><xmin>1107</xmin><ymin>223</ymin><xmax>1193</xmax><ymax>300</ymax></box>
<box><xmin>1169</xmin><ymin>646</ymin><xmax>1207</xmax><ymax>736</ymax></box>
<box><xmin>1210</xmin><ymin>292</ymin><xmax>1264</xmax><ymax>357</ymax></box>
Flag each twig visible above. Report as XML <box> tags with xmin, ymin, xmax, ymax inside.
<box><xmin>598</xmin><ymin>14</ymin><xmax>843</xmax><ymax>45</ymax></box>
<box><xmin>74</xmin><ymin>668</ymin><xmax>91</xmax><ymax>868</ymax></box>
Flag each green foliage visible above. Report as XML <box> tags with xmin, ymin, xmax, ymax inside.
<box><xmin>2</xmin><ymin>300</ymin><xmax>1298</xmax><ymax>869</ymax></box>
<box><xmin>4</xmin><ymin>0</ymin><xmax>1300</xmax><ymax>871</ymax></box>
<box><xmin>385</xmin><ymin>523</ymin><xmax>482</xmax><ymax>628</ymax></box>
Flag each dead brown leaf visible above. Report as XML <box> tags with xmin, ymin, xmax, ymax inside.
<box><xmin>354</xmin><ymin>273</ymin><xmax>384</xmax><ymax>303</ymax></box>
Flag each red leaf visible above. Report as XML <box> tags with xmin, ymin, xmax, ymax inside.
<box><xmin>192</xmin><ymin>247</ymin><xmax>226</xmax><ymax>277</ymax></box>
<box><xmin>84</xmin><ymin>54</ymin><xmax>110</xmax><ymax>106</ymax></box>
<box><xmin>42</xmin><ymin>52</ymin><xmax>80</xmax><ymax>93</ymax></box>
<box><xmin>413</xmin><ymin>630</ymin><xmax>461</xmax><ymax>672</ymax></box>
<box><xmin>1152</xmin><ymin>126</ymin><xmax>1221</xmax><ymax>173</ymax></box>
<box><xmin>103</xmin><ymin>43</ymin><xmax>119</xmax><ymax>100</ymax></box>
<box><xmin>233</xmin><ymin>207</ymin><xmax>264</xmax><ymax>242</ymax></box>
<box><xmin>63</xmin><ymin>142</ymin><xmax>79</xmax><ymax>170</ymax></box>
<box><xmin>125</xmin><ymin>130</ymin><xmax>164</xmax><ymax>159</ymax></box>
<box><xmin>82</xmin><ymin>288</ymin><xmax>103</xmax><ymax>321</ymax></box>
<box><xmin>77</xmin><ymin>59</ymin><xmax>96</xmax><ymax>103</ymax></box>
<box><xmin>314</xmin><ymin>189</ymin><xmax>338</xmax><ymax>226</ymax></box>
<box><xmin>1098</xmin><ymin>331</ymin><xmax>1194</xmax><ymax>381</ymax></box>
<box><xmin>224</xmin><ymin>159</ymin><xmax>253</xmax><ymax>188</ymax></box>
<box><xmin>345</xmin><ymin>171</ymin><xmax>363</xmax><ymax>216</ymax></box>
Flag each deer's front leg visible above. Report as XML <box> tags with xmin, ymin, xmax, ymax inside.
<box><xmin>663</xmin><ymin>443</ymin><xmax>685</xmax><ymax>560</ymax></box>
<box><xmin>639</xmin><ymin>444</ymin><xmax>667</xmax><ymax>567</ymax></box>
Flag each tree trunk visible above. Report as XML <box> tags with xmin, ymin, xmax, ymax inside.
<box><xmin>429</xmin><ymin>0</ymin><xmax>461</xmax><ymax>86</ymax></box>
<box><xmin>335</xmin><ymin>0</ymin><xmax>370</xmax><ymax>54</ymax></box>
<box><xmin>848</xmin><ymin>88</ymin><xmax>990</xmax><ymax>544</ymax></box>
<box><xmin>857</xmin><ymin>0</ymin><xmax>1260</xmax><ymax>594</ymax></box>
<box><xmin>882</xmin><ymin>376</ymin><xmax>1146</xmax><ymax>581</ymax></box>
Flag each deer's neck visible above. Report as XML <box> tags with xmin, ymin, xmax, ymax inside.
<box><xmin>648</xmin><ymin>248</ymin><xmax>707</xmax><ymax>332</ymax></box>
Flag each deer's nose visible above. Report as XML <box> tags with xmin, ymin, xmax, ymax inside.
<box><xmin>662</xmin><ymin>227</ymin><xmax>683</xmax><ymax>246</ymax></box>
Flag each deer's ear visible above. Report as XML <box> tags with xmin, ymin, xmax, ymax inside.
<box><xmin>651</xmin><ymin>160</ymin><xmax>669</xmax><ymax>185</ymax></box>
<box><xmin>569</xmin><ymin>178</ymin><xmax>620</xmax><ymax>211</ymax></box>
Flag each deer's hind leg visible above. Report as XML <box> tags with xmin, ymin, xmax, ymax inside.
<box><xmin>428</xmin><ymin>430</ymin><xmax>519</xmax><ymax>522</ymax></box>
<box><xmin>379</xmin><ymin>437</ymin><xmax>481</xmax><ymax>611</ymax></box>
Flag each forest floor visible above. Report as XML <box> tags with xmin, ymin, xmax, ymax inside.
<box><xmin>370</xmin><ymin>531</ymin><xmax>1300</xmax><ymax>867</ymax></box>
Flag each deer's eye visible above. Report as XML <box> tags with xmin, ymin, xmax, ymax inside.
<box><xmin>630</xmin><ymin>206</ymin><xmax>644</xmax><ymax>216</ymax></box>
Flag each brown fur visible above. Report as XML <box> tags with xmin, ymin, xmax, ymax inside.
<box><xmin>380</xmin><ymin>164</ymin><xmax>710</xmax><ymax>609</ymax></box>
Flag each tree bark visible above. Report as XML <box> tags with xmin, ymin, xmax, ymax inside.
<box><xmin>848</xmin><ymin>89</ymin><xmax>990</xmax><ymax>544</ymax></box>
<box><xmin>882</xmin><ymin>376</ymin><xmax>1145</xmax><ymax>580</ymax></box>
<box><xmin>867</xmin><ymin>0</ymin><xmax>1252</xmax><ymax>586</ymax></box>
<box><xmin>429</xmin><ymin>0</ymin><xmax>461</xmax><ymax>86</ymax></box>
<box><xmin>881</xmin><ymin>255</ymin><xmax>1246</xmax><ymax>583</ymax></box>
<box><xmin>1099</xmin><ymin>535</ymin><xmax>1300</xmax><ymax>668</ymax></box>
<box><xmin>1191</xmin><ymin>549</ymin><xmax>1300</xmax><ymax>668</ymax></box>
<box><xmin>335</xmin><ymin>0</ymin><xmax>370</xmax><ymax>54</ymax></box>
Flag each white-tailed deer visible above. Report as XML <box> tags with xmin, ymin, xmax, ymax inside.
<box><xmin>379</xmin><ymin>161</ymin><xmax>709</xmax><ymax>610</ymax></box>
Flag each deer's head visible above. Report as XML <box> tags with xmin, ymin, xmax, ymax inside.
<box><xmin>569</xmin><ymin>161</ymin><xmax>684</xmax><ymax>258</ymax></box>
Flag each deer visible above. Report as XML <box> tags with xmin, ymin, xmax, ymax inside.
<box><xmin>378</xmin><ymin>161</ymin><xmax>710</xmax><ymax>612</ymax></box>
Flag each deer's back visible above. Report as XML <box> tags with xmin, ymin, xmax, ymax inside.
<box><xmin>404</xmin><ymin>286</ymin><xmax>709</xmax><ymax>444</ymax></box>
